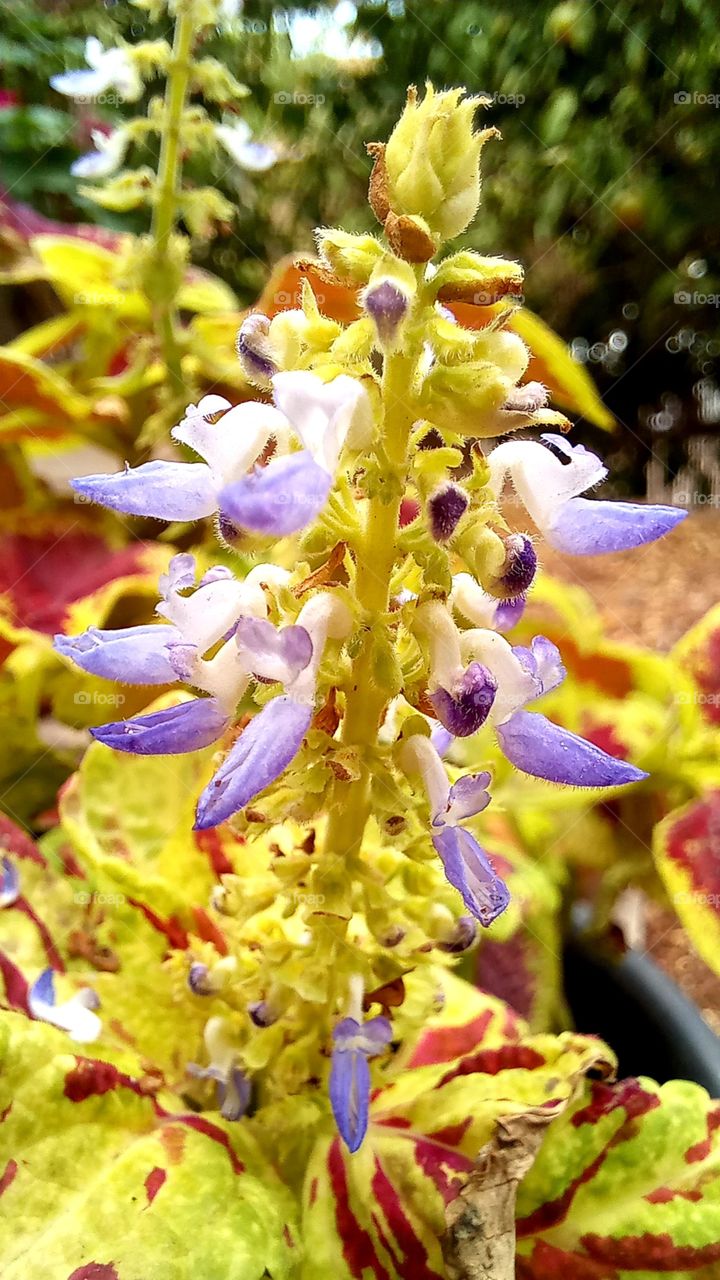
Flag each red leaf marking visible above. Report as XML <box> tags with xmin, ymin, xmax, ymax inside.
<box><xmin>126</xmin><ymin>899</ymin><xmax>190</xmax><ymax>950</ymax></box>
<box><xmin>409</xmin><ymin>1134</ymin><xmax>474</xmax><ymax>1205</ymax></box>
<box><xmin>152</xmin><ymin>1109</ymin><xmax>245</xmax><ymax>1176</ymax></box>
<box><xmin>518</xmin><ymin>1080</ymin><xmax>660</xmax><ymax>1237</ymax></box>
<box><xmin>684</xmin><ymin>1105</ymin><xmax>720</xmax><ymax>1163</ymax></box>
<box><xmin>64</xmin><ymin>1059</ymin><xmax>138</xmax><ymax>1103</ymax></box>
<box><xmin>0</xmin><ymin>1158</ymin><xmax>17</xmax><ymax>1196</ymax></box>
<box><xmin>0</xmin><ymin>1103</ymin><xmax>12</xmax><ymax>1124</ymax></box>
<box><xmin>407</xmin><ymin>1009</ymin><xmax>493</xmax><ymax>1068</ymax></box>
<box><xmin>0</xmin><ymin>814</ymin><xmax>45</xmax><ymax>865</ymax></box>
<box><xmin>645</xmin><ymin>1186</ymin><xmax>701</xmax><ymax>1204</ymax></box>
<box><xmin>516</xmin><ymin>1241</ymin><xmax>619</xmax><ymax>1279</ymax></box>
<box><xmin>67</xmin><ymin>1266</ymin><xmax>120</xmax><ymax>1280</ymax></box>
<box><xmin>13</xmin><ymin>897</ymin><xmax>65</xmax><ymax>971</ymax></box>
<box><xmin>0</xmin><ymin>533</ymin><xmax>148</xmax><ymax>633</ymax></box>
<box><xmin>371</xmin><ymin>1157</ymin><xmax>442</xmax><ymax>1279</ymax></box>
<box><xmin>437</xmin><ymin>1043</ymin><xmax>546</xmax><ymax>1088</ymax></box>
<box><xmin>194</xmin><ymin>828</ymin><xmax>234</xmax><ymax>876</ymax></box>
<box><xmin>309</xmin><ymin>1176</ymin><xmax>319</xmax><ymax>1206</ymax></box>
<box><xmin>571</xmin><ymin>1079</ymin><xmax>660</xmax><ymax>1129</ymax></box>
<box><xmin>0</xmin><ymin>949</ymin><xmax>30</xmax><ymax>1012</ymax></box>
<box><xmin>664</xmin><ymin>792</ymin><xmax>720</xmax><ymax>901</ymax></box>
<box><xmin>144</xmin><ymin>1166</ymin><xmax>166</xmax><ymax>1205</ymax></box>
<box><xmin>328</xmin><ymin>1139</ymin><xmax>392</xmax><ymax>1280</ymax></box>
<box><xmin>191</xmin><ymin>906</ymin><xmax>228</xmax><ymax>956</ymax></box>
<box><xmin>424</xmin><ymin>1119</ymin><xmax>472</xmax><ymax>1149</ymax></box>
<box><xmin>581</xmin><ymin>1232</ymin><xmax>720</xmax><ymax>1269</ymax></box>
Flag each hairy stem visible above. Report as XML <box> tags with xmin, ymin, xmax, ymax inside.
<box><xmin>149</xmin><ymin>3</ymin><xmax>194</xmax><ymax>392</ymax></box>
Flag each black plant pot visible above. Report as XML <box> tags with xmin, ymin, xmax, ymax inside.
<box><xmin>564</xmin><ymin>940</ymin><xmax>720</xmax><ymax>1097</ymax></box>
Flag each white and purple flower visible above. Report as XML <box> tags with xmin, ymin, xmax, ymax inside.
<box><xmin>50</xmin><ymin>37</ymin><xmax>143</xmax><ymax>103</ymax></box>
<box><xmin>71</xmin><ymin>372</ymin><xmax>371</xmax><ymax>539</ymax></box>
<box><xmin>329</xmin><ymin>978</ymin><xmax>393</xmax><ymax>1153</ymax></box>
<box><xmin>28</xmin><ymin>969</ymin><xmax>101</xmax><ymax>1044</ymax></box>
<box><xmin>55</xmin><ymin>557</ymin><xmax>351</xmax><ymax>828</ymax></box>
<box><xmin>488</xmin><ymin>433</ymin><xmax>686</xmax><ymax>555</ymax></box>
<box><xmin>400</xmin><ymin>734</ymin><xmax>509</xmax><ymax>926</ymax></box>
<box><xmin>187</xmin><ymin>1017</ymin><xmax>251</xmax><ymax>1121</ymax></box>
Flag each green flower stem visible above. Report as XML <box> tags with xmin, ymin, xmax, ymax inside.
<box><xmin>322</xmin><ymin>343</ymin><xmax>420</xmax><ymax>866</ymax></box>
<box><xmin>149</xmin><ymin>3</ymin><xmax>195</xmax><ymax>391</ymax></box>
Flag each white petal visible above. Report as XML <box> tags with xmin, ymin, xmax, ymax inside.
<box><xmin>487</xmin><ymin>437</ymin><xmax>607</xmax><ymax>530</ymax></box>
<box><xmin>272</xmin><ymin>371</ymin><xmax>372</xmax><ymax>474</ymax></box>
<box><xmin>459</xmin><ymin>629</ymin><xmax>537</xmax><ymax>725</ymax></box>
<box><xmin>172</xmin><ymin>400</ymin><xmax>288</xmax><ymax>485</ymax></box>
<box><xmin>450</xmin><ymin>573</ymin><xmax>500</xmax><ymax>628</ymax></box>
<box><xmin>51</xmin><ymin>68</ymin><xmax>108</xmax><ymax>98</ymax></box>
<box><xmin>289</xmin><ymin>592</ymin><xmax>352</xmax><ymax>703</ymax></box>
<box><xmin>29</xmin><ymin>974</ymin><xmax>101</xmax><ymax>1044</ymax></box>
<box><xmin>400</xmin><ymin>734</ymin><xmax>451</xmax><ymax>825</ymax></box>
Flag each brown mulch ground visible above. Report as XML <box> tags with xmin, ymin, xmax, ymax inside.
<box><xmin>543</xmin><ymin>508</ymin><xmax>720</xmax><ymax>1034</ymax></box>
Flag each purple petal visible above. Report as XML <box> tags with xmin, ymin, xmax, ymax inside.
<box><xmin>512</xmin><ymin>636</ymin><xmax>565</xmax><ymax>698</ymax></box>
<box><xmin>496</xmin><ymin>710</ymin><xmax>648</xmax><ymax>786</ymax></box>
<box><xmin>219</xmin><ymin>1067</ymin><xmax>252</xmax><ymax>1121</ymax></box>
<box><xmin>91</xmin><ymin>697</ymin><xmax>230</xmax><ymax>755</ymax></box>
<box><xmin>432</xmin><ymin>826</ymin><xmax>510</xmax><ymax>926</ymax></box>
<box><xmin>330</xmin><ymin>1039</ymin><xmax>371</xmax><ymax>1153</ymax></box>
<box><xmin>430</xmin><ymin>724</ymin><xmax>454</xmax><ymax>757</ymax></box>
<box><xmin>71</xmin><ymin>461</ymin><xmax>217</xmax><ymax>521</ymax></box>
<box><xmin>430</xmin><ymin>662</ymin><xmax>497</xmax><ymax>737</ymax></box>
<box><xmin>493</xmin><ymin>596</ymin><xmax>526</xmax><ymax>632</ymax></box>
<box><xmin>235</xmin><ymin>617</ymin><xmax>312</xmax><ymax>684</ymax></box>
<box><xmin>194</xmin><ymin>695</ymin><xmax>312</xmax><ymax>829</ymax></box>
<box><xmin>0</xmin><ymin>856</ymin><xmax>20</xmax><ymax>908</ymax></box>
<box><xmin>29</xmin><ymin>967</ymin><xmax>56</xmax><ymax>1008</ymax></box>
<box><xmin>442</xmin><ymin>771</ymin><xmax>492</xmax><ymax>826</ymax></box>
<box><xmin>54</xmin><ymin>624</ymin><xmax>181</xmax><ymax>684</ymax></box>
<box><xmin>219</xmin><ymin>452</ymin><xmax>332</xmax><ymax>537</ymax></box>
<box><xmin>547</xmin><ymin>497</ymin><xmax>687</xmax><ymax>555</ymax></box>
<box><xmin>364</xmin><ymin>279</ymin><xmax>409</xmax><ymax>345</ymax></box>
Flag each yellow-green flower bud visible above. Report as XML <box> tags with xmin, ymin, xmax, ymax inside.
<box><xmin>431</xmin><ymin>250</ymin><xmax>524</xmax><ymax>305</ymax></box>
<box><xmin>371</xmin><ymin>83</ymin><xmax>497</xmax><ymax>250</ymax></box>
<box><xmin>315</xmin><ymin>229</ymin><xmax>385</xmax><ymax>285</ymax></box>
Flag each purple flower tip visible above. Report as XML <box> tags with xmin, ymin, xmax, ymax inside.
<box><xmin>428</xmin><ymin>483</ymin><xmax>469</xmax><ymax>542</ymax></box>
<box><xmin>248</xmin><ymin>1000</ymin><xmax>277</xmax><ymax>1027</ymax></box>
<box><xmin>492</xmin><ymin>533</ymin><xmax>537</xmax><ymax>599</ymax></box>
<box><xmin>363</xmin><ymin>279</ymin><xmax>408</xmax><ymax>344</ymax></box>
<box><xmin>430</xmin><ymin>662</ymin><xmax>497</xmax><ymax>737</ymax></box>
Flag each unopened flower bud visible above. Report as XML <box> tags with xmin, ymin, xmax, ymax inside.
<box><xmin>371</xmin><ymin>83</ymin><xmax>498</xmax><ymax>248</ymax></box>
<box><xmin>315</xmin><ymin>228</ymin><xmax>384</xmax><ymax>285</ymax></box>
<box><xmin>188</xmin><ymin>963</ymin><xmax>213</xmax><ymax>995</ymax></box>
<box><xmin>437</xmin><ymin>916</ymin><xmax>477</xmax><ymax>953</ymax></box>
<box><xmin>362</xmin><ymin>279</ymin><xmax>409</xmax><ymax>350</ymax></box>
<box><xmin>428</xmin><ymin>483</ymin><xmax>469</xmax><ymax>542</ymax></box>
<box><xmin>485</xmin><ymin>534</ymin><xmax>537</xmax><ymax>600</ymax></box>
<box><xmin>430</xmin><ymin>662</ymin><xmax>497</xmax><ymax>737</ymax></box>
<box><xmin>248</xmin><ymin>1000</ymin><xmax>277</xmax><ymax>1027</ymax></box>
<box><xmin>236</xmin><ymin>313</ymin><xmax>277</xmax><ymax>388</ymax></box>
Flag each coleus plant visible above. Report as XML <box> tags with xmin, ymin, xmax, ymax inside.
<box><xmin>2</xmin><ymin>84</ymin><xmax>719</xmax><ymax>1280</ymax></box>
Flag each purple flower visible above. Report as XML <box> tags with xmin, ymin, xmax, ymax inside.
<box><xmin>329</xmin><ymin>1014</ymin><xmax>392</xmax><ymax>1152</ymax></box>
<box><xmin>488</xmin><ymin>434</ymin><xmax>686</xmax><ymax>555</ymax></box>
<box><xmin>219</xmin><ymin>451</ymin><xmax>333</xmax><ymax>537</ymax></box>
<box><xmin>432</xmin><ymin>826</ymin><xmax>510</xmax><ymax>927</ymax></box>
<box><xmin>236</xmin><ymin>313</ymin><xmax>277</xmax><ymax>386</ymax></box>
